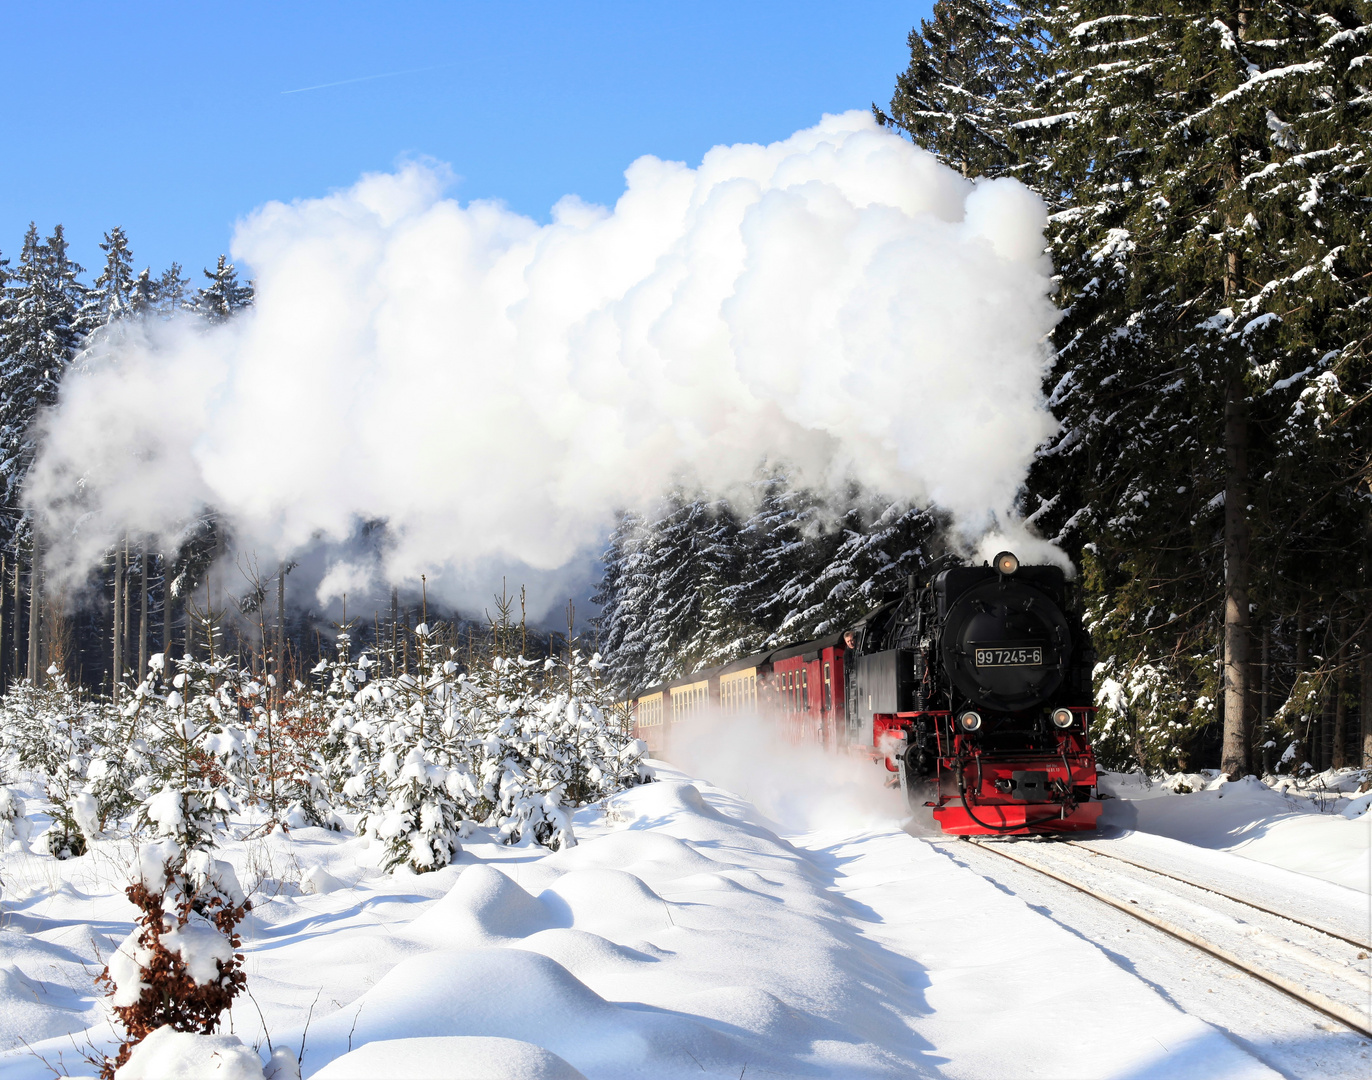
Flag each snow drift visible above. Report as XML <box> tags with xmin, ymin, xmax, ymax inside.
<box><xmin>27</xmin><ymin>111</ymin><xmax>1060</xmax><ymax>616</ymax></box>
<box><xmin>0</xmin><ymin>770</ymin><xmax>1292</xmax><ymax>1079</ymax></box>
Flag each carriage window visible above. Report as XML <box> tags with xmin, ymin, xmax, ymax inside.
<box><xmin>801</xmin><ymin>668</ymin><xmax>809</xmax><ymax>710</ymax></box>
<box><xmin>823</xmin><ymin>662</ymin><xmax>832</xmax><ymax>710</ymax></box>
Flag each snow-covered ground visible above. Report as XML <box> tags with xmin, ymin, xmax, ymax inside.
<box><xmin>1</xmin><ymin>759</ymin><xmax>1369</xmax><ymax>1079</ymax></box>
<box><xmin>1098</xmin><ymin>769</ymin><xmax>1372</xmax><ymax>893</ymax></box>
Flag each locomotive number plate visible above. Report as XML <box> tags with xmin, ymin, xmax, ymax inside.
<box><xmin>973</xmin><ymin>643</ymin><xmax>1043</xmax><ymax>667</ymax></box>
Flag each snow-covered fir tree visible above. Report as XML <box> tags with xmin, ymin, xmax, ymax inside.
<box><xmin>367</xmin><ymin>621</ymin><xmax>470</xmax><ymax>872</ymax></box>
<box><xmin>594</xmin><ymin>474</ymin><xmax>941</xmax><ymax>696</ymax></box>
<box><xmin>0</xmin><ymin>673</ymin><xmax>97</xmax><ymax>856</ymax></box>
<box><xmin>0</xmin><ymin>224</ymin><xmax>86</xmax><ymax>551</ymax></box>
<box><xmin>1018</xmin><ymin>1</ymin><xmax>1371</xmax><ymax>773</ymax></box>
<box><xmin>81</xmin><ymin>226</ymin><xmax>137</xmax><ymax>327</ymax></box>
<box><xmin>135</xmin><ymin>630</ymin><xmax>250</xmax><ymax>855</ymax></box>
<box><xmin>189</xmin><ymin>255</ymin><xmax>253</xmax><ymax>323</ymax></box>
<box><xmin>874</xmin><ymin>0</ymin><xmax>1049</xmax><ymax>178</ymax></box>
<box><xmin>156</xmin><ymin>262</ymin><xmax>192</xmax><ymax>317</ymax></box>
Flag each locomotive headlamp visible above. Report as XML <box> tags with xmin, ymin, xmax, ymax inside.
<box><xmin>1051</xmin><ymin>707</ymin><xmax>1075</xmax><ymax>729</ymax></box>
<box><xmin>994</xmin><ymin>551</ymin><xmax>1020</xmax><ymax>575</ymax></box>
<box><xmin>957</xmin><ymin>710</ymin><xmax>983</xmax><ymax>732</ymax></box>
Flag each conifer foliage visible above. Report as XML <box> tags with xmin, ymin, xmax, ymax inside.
<box><xmin>874</xmin><ymin>0</ymin><xmax>1048</xmax><ymax>178</ymax></box>
<box><xmin>1015</xmin><ymin>1</ymin><xmax>1371</xmax><ymax>775</ymax></box>
<box><xmin>593</xmin><ymin>476</ymin><xmax>939</xmax><ymax>697</ymax></box>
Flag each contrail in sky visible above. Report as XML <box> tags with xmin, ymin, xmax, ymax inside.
<box><xmin>282</xmin><ymin>63</ymin><xmax>452</xmax><ymax>95</ymax></box>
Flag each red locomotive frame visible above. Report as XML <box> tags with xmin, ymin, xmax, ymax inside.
<box><xmin>872</xmin><ymin>710</ymin><xmax>1103</xmax><ymax>834</ymax></box>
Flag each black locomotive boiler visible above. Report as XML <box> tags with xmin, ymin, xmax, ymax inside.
<box><xmin>845</xmin><ymin>551</ymin><xmax>1102</xmax><ymax>833</ymax></box>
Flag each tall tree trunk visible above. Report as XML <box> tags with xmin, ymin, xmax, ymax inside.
<box><xmin>1319</xmin><ymin>679</ymin><xmax>1334</xmax><ymax>771</ymax></box>
<box><xmin>161</xmin><ymin>554</ymin><xmax>172</xmax><ymax>661</ymax></box>
<box><xmin>276</xmin><ymin>564</ymin><xmax>286</xmax><ymax>693</ymax></box>
<box><xmin>138</xmin><ymin>546</ymin><xmax>149</xmax><ymax>683</ymax></box>
<box><xmin>1290</xmin><ymin>612</ymin><xmax>1308</xmax><ymax>770</ymax></box>
<box><xmin>1361</xmin><ymin>648</ymin><xmax>1371</xmax><ymax>770</ymax></box>
<box><xmin>268</xmin><ymin>563</ymin><xmax>286</xmax><ymax>818</ymax></box>
<box><xmin>122</xmin><ymin>536</ymin><xmax>132</xmax><ymax>679</ymax></box>
<box><xmin>390</xmin><ymin>587</ymin><xmax>399</xmax><ymax>676</ymax></box>
<box><xmin>27</xmin><ymin>532</ymin><xmax>41</xmax><ymax>684</ymax></box>
<box><xmin>1259</xmin><ymin>622</ymin><xmax>1271</xmax><ymax>774</ymax></box>
<box><xmin>1331</xmin><ymin>620</ymin><xmax>1348</xmax><ymax>770</ymax></box>
<box><xmin>0</xmin><ymin>553</ymin><xmax>7</xmax><ymax>691</ymax></box>
<box><xmin>11</xmin><ymin>557</ymin><xmax>20</xmax><ymax>687</ymax></box>
<box><xmin>112</xmin><ymin>545</ymin><xmax>124</xmax><ymax>704</ymax></box>
<box><xmin>1221</xmin><ymin>378</ymin><xmax>1251</xmax><ymax>778</ymax></box>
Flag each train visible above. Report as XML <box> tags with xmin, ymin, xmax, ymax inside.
<box><xmin>625</xmin><ymin>550</ymin><xmax>1104</xmax><ymax>836</ymax></box>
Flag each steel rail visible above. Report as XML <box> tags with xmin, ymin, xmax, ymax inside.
<box><xmin>1062</xmin><ymin>840</ymin><xmax>1372</xmax><ymax>951</ymax></box>
<box><xmin>964</xmin><ymin>837</ymin><xmax>1372</xmax><ymax>1038</ymax></box>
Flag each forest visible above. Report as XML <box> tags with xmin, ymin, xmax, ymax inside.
<box><xmin>593</xmin><ymin>0</ymin><xmax>1372</xmax><ymax>779</ymax></box>
<box><xmin>0</xmin><ymin>0</ymin><xmax>1368</xmax><ymax>793</ymax></box>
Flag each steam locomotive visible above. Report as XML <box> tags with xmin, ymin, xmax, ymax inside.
<box><xmin>626</xmin><ymin>551</ymin><xmax>1103</xmax><ymax>836</ymax></box>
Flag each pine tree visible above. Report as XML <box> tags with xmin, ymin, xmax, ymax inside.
<box><xmin>874</xmin><ymin>0</ymin><xmax>1048</xmax><ymax>178</ymax></box>
<box><xmin>1020</xmin><ymin>1</ymin><xmax>1371</xmax><ymax>775</ymax></box>
<box><xmin>128</xmin><ymin>268</ymin><xmax>158</xmax><ymax>316</ymax></box>
<box><xmin>82</xmin><ymin>227</ymin><xmax>137</xmax><ymax>327</ymax></box>
<box><xmin>736</xmin><ymin>477</ymin><xmax>835</xmax><ymax>644</ymax></box>
<box><xmin>189</xmin><ymin>256</ymin><xmax>253</xmax><ymax>323</ymax></box>
<box><xmin>0</xmin><ymin>224</ymin><xmax>86</xmax><ymax>551</ymax></box>
<box><xmin>590</xmin><ymin>510</ymin><xmax>648</xmax><ymax>697</ymax></box>
<box><xmin>156</xmin><ymin>263</ymin><xmax>192</xmax><ymax>317</ymax></box>
<box><xmin>592</xmin><ymin>475</ymin><xmax>944</xmax><ymax>696</ymax></box>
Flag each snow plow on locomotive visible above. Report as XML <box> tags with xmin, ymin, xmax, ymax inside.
<box><xmin>625</xmin><ymin>551</ymin><xmax>1103</xmax><ymax>837</ymax></box>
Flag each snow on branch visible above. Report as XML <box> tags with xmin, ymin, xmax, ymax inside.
<box><xmin>1215</xmin><ymin>61</ymin><xmax>1327</xmax><ymax>107</ymax></box>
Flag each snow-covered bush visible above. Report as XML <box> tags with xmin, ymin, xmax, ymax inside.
<box><xmin>227</xmin><ymin>665</ymin><xmax>333</xmax><ymax>829</ymax></box>
<box><xmin>0</xmin><ymin>674</ymin><xmax>99</xmax><ymax>856</ymax></box>
<box><xmin>97</xmin><ymin>839</ymin><xmax>251</xmax><ymax>1077</ymax></box>
<box><xmin>365</xmin><ymin>623</ymin><xmax>472</xmax><ymax>872</ymax></box>
<box><xmin>460</xmin><ymin>652</ymin><xmax>574</xmax><ymax>850</ymax></box>
<box><xmin>0</xmin><ymin>605</ymin><xmax>647</xmax><ymax>875</ymax></box>
<box><xmin>314</xmin><ymin>616</ymin><xmax>646</xmax><ymax>870</ymax></box>
<box><xmin>133</xmin><ymin>650</ymin><xmax>249</xmax><ymax>854</ymax></box>
<box><xmin>0</xmin><ymin>784</ymin><xmax>26</xmax><ymax>847</ymax></box>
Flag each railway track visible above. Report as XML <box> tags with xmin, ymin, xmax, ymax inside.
<box><xmin>953</xmin><ymin>834</ymin><xmax>1372</xmax><ymax>1039</ymax></box>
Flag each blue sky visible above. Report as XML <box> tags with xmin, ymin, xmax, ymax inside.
<box><xmin>1</xmin><ymin>1</ymin><xmax>931</xmax><ymax>279</ymax></box>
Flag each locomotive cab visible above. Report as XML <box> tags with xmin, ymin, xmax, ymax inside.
<box><xmin>853</xmin><ymin>552</ymin><xmax>1103</xmax><ymax>835</ymax></box>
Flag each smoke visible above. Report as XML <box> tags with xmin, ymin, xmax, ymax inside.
<box><xmin>27</xmin><ymin>111</ymin><xmax>1060</xmax><ymax>618</ymax></box>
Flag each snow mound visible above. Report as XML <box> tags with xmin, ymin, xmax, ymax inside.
<box><xmin>115</xmin><ymin>1026</ymin><xmax>264</xmax><ymax>1080</ymax></box>
<box><xmin>301</xmin><ymin>865</ymin><xmax>343</xmax><ymax>895</ymax></box>
<box><xmin>403</xmin><ymin>865</ymin><xmax>560</xmax><ymax>947</ymax></box>
<box><xmin>0</xmin><ymin>964</ymin><xmax>88</xmax><ymax>1052</ymax></box>
<box><xmin>514</xmin><ymin>927</ymin><xmax>665</xmax><ymax>974</ymax></box>
<box><xmin>539</xmin><ymin>868</ymin><xmax>673</xmax><ymax>938</ymax></box>
<box><xmin>539</xmin><ymin>826</ymin><xmax>721</xmax><ymax>881</ymax></box>
<box><xmin>311</xmin><ymin>1036</ymin><xmax>587</xmax><ymax>1080</ymax></box>
<box><xmin>301</xmin><ymin>946</ymin><xmax>744</xmax><ymax>1075</ymax></box>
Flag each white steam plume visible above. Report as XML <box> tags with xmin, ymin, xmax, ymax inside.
<box><xmin>664</xmin><ymin>711</ymin><xmax>908</xmax><ymax>833</ymax></box>
<box><xmin>27</xmin><ymin>111</ymin><xmax>1060</xmax><ymax>616</ymax></box>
